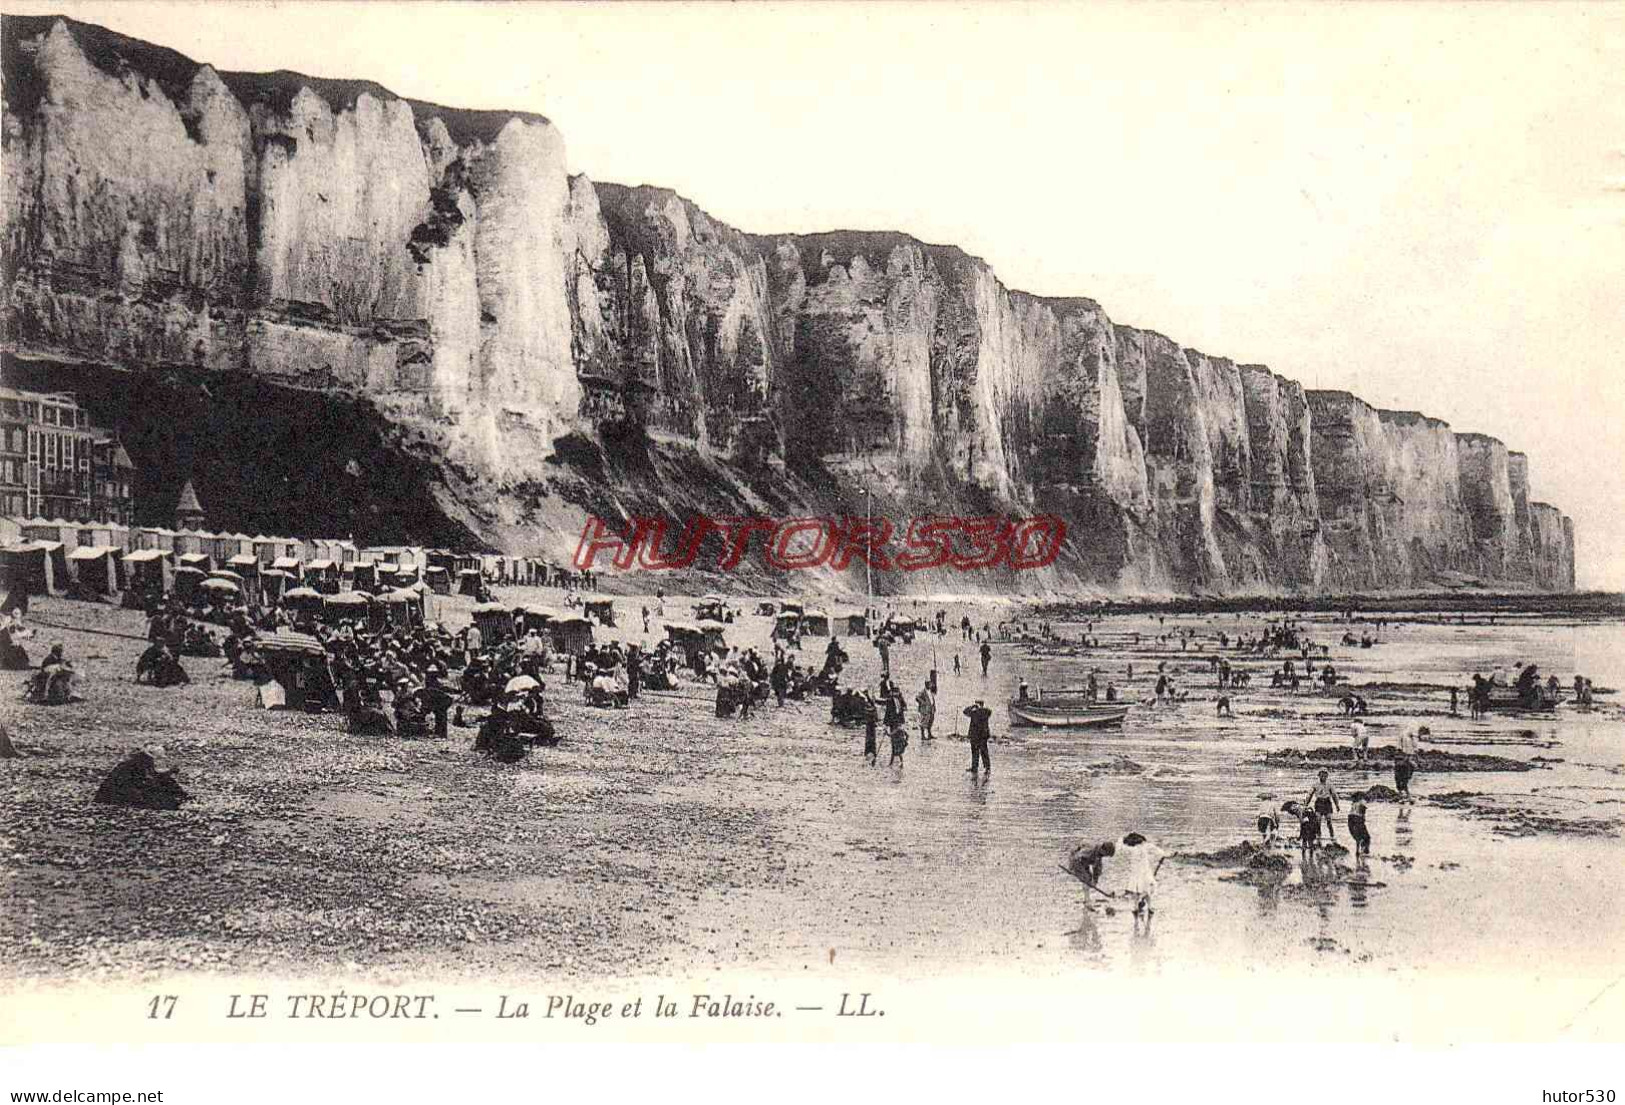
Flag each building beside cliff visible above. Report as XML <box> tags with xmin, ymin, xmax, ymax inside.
<box><xmin>0</xmin><ymin>386</ymin><xmax>136</xmax><ymax>523</ymax></box>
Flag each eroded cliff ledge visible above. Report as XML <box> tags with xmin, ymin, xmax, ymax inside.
<box><xmin>0</xmin><ymin>16</ymin><xmax>1575</xmax><ymax>593</ymax></box>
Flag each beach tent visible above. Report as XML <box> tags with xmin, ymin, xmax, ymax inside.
<box><xmin>271</xmin><ymin>556</ymin><xmax>303</xmax><ymax>578</ymax></box>
<box><xmin>67</xmin><ymin>544</ymin><xmax>124</xmax><ymax>598</ymax></box>
<box><xmin>254</xmin><ymin>630</ymin><xmax>335</xmax><ymax>711</ymax></box>
<box><xmin>394</xmin><ymin>564</ymin><xmax>420</xmax><ymax>586</ymax></box>
<box><xmin>841</xmin><ymin>609</ymin><xmax>868</xmax><ymax>636</ymax></box>
<box><xmin>665</xmin><ymin>622</ymin><xmax>721</xmax><ymax>669</ymax></box>
<box><xmin>424</xmin><ymin>565</ymin><xmax>451</xmax><ymax>595</ymax></box>
<box><xmin>121</xmin><ymin>548</ymin><xmax>171</xmax><ymax>605</ymax></box>
<box><xmin>779</xmin><ymin>600</ymin><xmax>805</xmax><ymax>617</ymax></box>
<box><xmin>178</xmin><ymin>551</ymin><xmax>213</xmax><ymax>573</ymax></box>
<box><xmin>584</xmin><ymin>598</ymin><xmax>616</xmax><ymax>627</ymax></box>
<box><xmin>515</xmin><ymin>604</ymin><xmax>558</xmax><ymax>637</ymax></box>
<box><xmin>282</xmin><ymin>586</ymin><xmax>324</xmax><ymax>619</ymax></box>
<box><xmin>695</xmin><ymin>618</ymin><xmax>730</xmax><ymax>652</ymax></box>
<box><xmin>800</xmin><ymin>609</ymin><xmax>831</xmax><ymax>636</ymax></box>
<box><xmin>377</xmin><ymin>587</ymin><xmax>425</xmax><ymax>628</ymax></box>
<box><xmin>756</xmin><ymin>601</ymin><xmax>778</xmax><ymax>616</ymax></box>
<box><xmin>772</xmin><ymin>611</ymin><xmax>801</xmax><ymax>640</ymax></box>
<box><xmin>471</xmin><ymin>601</ymin><xmax>518</xmax><ymax>645</ymax></box>
<box><xmin>305</xmin><ymin>559</ymin><xmax>340</xmax><ymax>593</ymax></box>
<box><xmin>258</xmin><ymin>568</ymin><xmax>292</xmax><ymax>604</ymax></box>
<box><xmin>321</xmin><ymin>591</ymin><xmax>371</xmax><ymax>625</ymax></box>
<box><xmin>227</xmin><ymin>554</ymin><xmax>260</xmax><ymax>601</ymax></box>
<box><xmin>548</xmin><ymin>614</ymin><xmax>594</xmax><ymax>657</ymax></box>
<box><xmin>171</xmin><ymin>564</ymin><xmax>207</xmax><ymax>601</ymax></box>
<box><xmin>695</xmin><ymin>595</ymin><xmax>733</xmax><ymax>623</ymax></box>
<box><xmin>457</xmin><ymin>568</ymin><xmax>484</xmax><ymax>597</ymax></box>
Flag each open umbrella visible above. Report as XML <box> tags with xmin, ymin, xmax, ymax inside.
<box><xmin>503</xmin><ymin>675</ymin><xmax>540</xmax><ymax>695</ymax></box>
<box><xmin>200</xmin><ymin>577</ymin><xmax>240</xmax><ymax>594</ymax></box>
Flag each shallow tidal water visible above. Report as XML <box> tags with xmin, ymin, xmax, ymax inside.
<box><xmin>656</xmin><ymin>607</ymin><xmax>1625</xmax><ymax>980</ymax></box>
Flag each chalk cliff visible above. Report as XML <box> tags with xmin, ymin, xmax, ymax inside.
<box><xmin>0</xmin><ymin>16</ymin><xmax>1576</xmax><ymax>592</ymax></box>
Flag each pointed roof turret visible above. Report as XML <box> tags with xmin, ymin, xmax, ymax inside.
<box><xmin>176</xmin><ymin>479</ymin><xmax>203</xmax><ymax>515</ymax></box>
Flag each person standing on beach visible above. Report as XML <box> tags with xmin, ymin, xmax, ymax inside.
<box><xmin>1118</xmin><ymin>833</ymin><xmax>1167</xmax><ymax>927</ymax></box>
<box><xmin>1348</xmin><ymin>793</ymin><xmax>1372</xmax><ymax>856</ymax></box>
<box><xmin>1296</xmin><ymin>801</ymin><xmax>1321</xmax><ymax>854</ymax></box>
<box><xmin>953</xmin><ymin>653</ymin><xmax>961</xmax><ymax>676</ymax></box>
<box><xmin>964</xmin><ymin>699</ymin><xmax>993</xmax><ymax>777</ymax></box>
<box><xmin>979</xmin><ymin>640</ymin><xmax>992</xmax><ymax>677</ymax></box>
<box><xmin>862</xmin><ymin>694</ymin><xmax>879</xmax><ymax>766</ymax></box>
<box><xmin>1395</xmin><ymin>723</ymin><xmax>1426</xmax><ymax>802</ymax></box>
<box><xmin>1350</xmin><ymin>719</ymin><xmax>1368</xmax><ymax>767</ymax></box>
<box><xmin>916</xmin><ymin>683</ymin><xmax>936</xmax><ymax>742</ymax></box>
<box><xmin>890</xmin><ymin>711</ymin><xmax>916</xmax><ymax>763</ymax></box>
<box><xmin>1306</xmin><ymin>770</ymin><xmax>1340</xmax><ymax>842</ymax></box>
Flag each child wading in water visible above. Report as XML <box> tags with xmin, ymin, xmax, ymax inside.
<box><xmin>1306</xmin><ymin>769</ymin><xmax>1340</xmax><ymax>843</ymax></box>
<box><xmin>1257</xmin><ymin>802</ymin><xmax>1280</xmax><ymax>846</ymax></box>
<box><xmin>1296</xmin><ymin>801</ymin><xmax>1321</xmax><ymax>854</ymax></box>
<box><xmin>1348</xmin><ymin>794</ymin><xmax>1372</xmax><ymax>856</ymax></box>
<box><xmin>1118</xmin><ymin>833</ymin><xmax>1167</xmax><ymax>928</ymax></box>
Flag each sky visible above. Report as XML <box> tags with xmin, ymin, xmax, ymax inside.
<box><xmin>5</xmin><ymin>1</ymin><xmax>1623</xmax><ymax>588</ymax></box>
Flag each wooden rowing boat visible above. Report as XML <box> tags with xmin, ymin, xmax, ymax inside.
<box><xmin>1007</xmin><ymin>695</ymin><xmax>1130</xmax><ymax>728</ymax></box>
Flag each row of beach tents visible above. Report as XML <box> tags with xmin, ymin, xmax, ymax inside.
<box><xmin>0</xmin><ymin>516</ymin><xmax>589</xmax><ymax>593</ymax></box>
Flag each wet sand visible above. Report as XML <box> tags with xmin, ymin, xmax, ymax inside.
<box><xmin>2</xmin><ymin>592</ymin><xmax>1623</xmax><ymax>987</ymax></box>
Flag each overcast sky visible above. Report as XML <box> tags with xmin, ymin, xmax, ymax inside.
<box><xmin>8</xmin><ymin>1</ymin><xmax>1624</xmax><ymax>588</ymax></box>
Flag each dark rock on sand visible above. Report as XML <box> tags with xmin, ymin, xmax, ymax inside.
<box><xmin>1086</xmin><ymin>756</ymin><xmax>1145</xmax><ymax>775</ymax></box>
<box><xmin>1259</xmin><ymin>746</ymin><xmax>1539</xmax><ymax>772</ymax></box>
<box><xmin>1177</xmin><ymin>840</ymin><xmax>1294</xmax><ymax>872</ymax></box>
<box><xmin>94</xmin><ymin>750</ymin><xmax>189</xmax><ymax>811</ymax></box>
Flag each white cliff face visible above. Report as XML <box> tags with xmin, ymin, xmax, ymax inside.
<box><xmin>466</xmin><ymin>120</ymin><xmax>579</xmax><ymax>449</ymax></box>
<box><xmin>1456</xmin><ymin>433</ymin><xmax>1516</xmax><ymax>579</ymax></box>
<box><xmin>0</xmin><ymin>15</ymin><xmax>1577</xmax><ymax>590</ymax></box>
<box><xmin>252</xmin><ymin>89</ymin><xmax>429</xmax><ymax>321</ymax></box>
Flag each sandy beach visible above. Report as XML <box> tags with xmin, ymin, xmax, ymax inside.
<box><xmin>3</xmin><ymin>589</ymin><xmax>1623</xmax><ymax>990</ymax></box>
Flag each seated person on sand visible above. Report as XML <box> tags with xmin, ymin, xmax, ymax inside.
<box><xmin>0</xmin><ymin>626</ymin><xmax>29</xmax><ymax>671</ymax></box>
<box><xmin>393</xmin><ymin>682</ymin><xmax>431</xmax><ymax>736</ymax></box>
<box><xmin>29</xmin><ymin>643</ymin><xmax>77</xmax><ymax>703</ymax></box>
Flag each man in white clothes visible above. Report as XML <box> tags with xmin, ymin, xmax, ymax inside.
<box><xmin>1395</xmin><ymin>723</ymin><xmax>1427</xmax><ymax>801</ymax></box>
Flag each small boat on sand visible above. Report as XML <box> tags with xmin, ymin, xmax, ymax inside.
<box><xmin>1481</xmin><ymin>690</ymin><xmax>1563</xmax><ymax>714</ymax></box>
<box><xmin>1007</xmin><ymin>691</ymin><xmax>1130</xmax><ymax>729</ymax></box>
